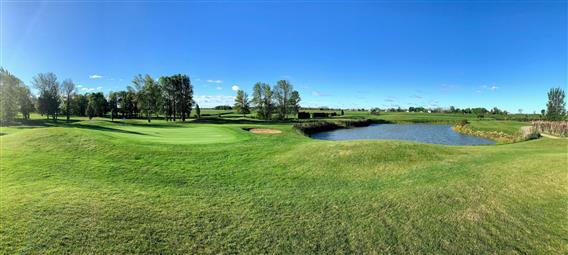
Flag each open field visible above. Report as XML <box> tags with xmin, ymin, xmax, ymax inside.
<box><xmin>1</xmin><ymin>114</ymin><xmax>567</xmax><ymax>253</ymax></box>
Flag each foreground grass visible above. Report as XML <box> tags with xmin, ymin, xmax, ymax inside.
<box><xmin>1</xmin><ymin>117</ymin><xmax>567</xmax><ymax>253</ymax></box>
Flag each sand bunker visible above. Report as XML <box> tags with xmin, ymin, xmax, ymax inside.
<box><xmin>248</xmin><ymin>128</ymin><xmax>282</xmax><ymax>134</ymax></box>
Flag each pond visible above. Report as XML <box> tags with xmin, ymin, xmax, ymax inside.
<box><xmin>310</xmin><ymin>124</ymin><xmax>495</xmax><ymax>145</ymax></box>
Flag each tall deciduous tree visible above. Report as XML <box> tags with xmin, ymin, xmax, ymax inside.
<box><xmin>546</xmin><ymin>88</ymin><xmax>566</xmax><ymax>120</ymax></box>
<box><xmin>108</xmin><ymin>92</ymin><xmax>119</xmax><ymax>121</ymax></box>
<box><xmin>33</xmin><ymin>73</ymin><xmax>61</xmax><ymax>121</ymax></box>
<box><xmin>61</xmin><ymin>79</ymin><xmax>76</xmax><ymax>122</ymax></box>
<box><xmin>234</xmin><ymin>90</ymin><xmax>250</xmax><ymax>117</ymax></box>
<box><xmin>136</xmin><ymin>74</ymin><xmax>161</xmax><ymax>123</ymax></box>
<box><xmin>18</xmin><ymin>85</ymin><xmax>34</xmax><ymax>120</ymax></box>
<box><xmin>159</xmin><ymin>76</ymin><xmax>176</xmax><ymax>121</ymax></box>
<box><xmin>251</xmin><ymin>82</ymin><xmax>273</xmax><ymax>120</ymax></box>
<box><xmin>274</xmin><ymin>80</ymin><xmax>293</xmax><ymax>119</ymax></box>
<box><xmin>0</xmin><ymin>68</ymin><xmax>21</xmax><ymax>122</ymax></box>
<box><xmin>72</xmin><ymin>94</ymin><xmax>88</xmax><ymax>116</ymax></box>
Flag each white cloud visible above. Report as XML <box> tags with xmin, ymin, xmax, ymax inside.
<box><xmin>479</xmin><ymin>85</ymin><xmax>499</xmax><ymax>93</ymax></box>
<box><xmin>216</xmin><ymin>86</ymin><xmax>222</xmax><ymax>90</ymax></box>
<box><xmin>96</xmin><ymin>86</ymin><xmax>102</xmax><ymax>90</ymax></box>
<box><xmin>89</xmin><ymin>74</ymin><xmax>103</xmax><ymax>79</ymax></box>
<box><xmin>194</xmin><ymin>95</ymin><xmax>235</xmax><ymax>107</ymax></box>
<box><xmin>207</xmin><ymin>79</ymin><xmax>223</xmax><ymax>84</ymax></box>
<box><xmin>231</xmin><ymin>85</ymin><xmax>239</xmax><ymax>91</ymax></box>
<box><xmin>77</xmin><ymin>85</ymin><xmax>83</xmax><ymax>88</ymax></box>
<box><xmin>312</xmin><ymin>91</ymin><xmax>329</xmax><ymax>97</ymax></box>
<box><xmin>80</xmin><ymin>87</ymin><xmax>96</xmax><ymax>92</ymax></box>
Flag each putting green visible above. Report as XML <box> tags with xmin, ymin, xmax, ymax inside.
<box><xmin>93</xmin><ymin>124</ymin><xmax>247</xmax><ymax>144</ymax></box>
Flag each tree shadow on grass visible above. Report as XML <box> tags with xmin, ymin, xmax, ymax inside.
<box><xmin>71</xmin><ymin>123</ymin><xmax>151</xmax><ymax>136</ymax></box>
<box><xmin>2</xmin><ymin>118</ymin><xmax>151</xmax><ymax>136</ymax></box>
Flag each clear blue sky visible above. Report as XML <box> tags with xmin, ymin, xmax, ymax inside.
<box><xmin>2</xmin><ymin>1</ymin><xmax>566</xmax><ymax>112</ymax></box>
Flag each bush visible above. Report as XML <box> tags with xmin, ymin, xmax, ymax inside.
<box><xmin>456</xmin><ymin>119</ymin><xmax>469</xmax><ymax>126</ymax></box>
<box><xmin>312</xmin><ymin>112</ymin><xmax>329</xmax><ymax>118</ymax></box>
<box><xmin>213</xmin><ymin>105</ymin><xmax>232</xmax><ymax>110</ymax></box>
<box><xmin>297</xmin><ymin>112</ymin><xmax>310</xmax><ymax>119</ymax></box>
<box><xmin>521</xmin><ymin>126</ymin><xmax>541</xmax><ymax>140</ymax></box>
<box><xmin>294</xmin><ymin>119</ymin><xmax>374</xmax><ymax>135</ymax></box>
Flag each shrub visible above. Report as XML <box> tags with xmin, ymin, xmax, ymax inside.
<box><xmin>456</xmin><ymin>119</ymin><xmax>469</xmax><ymax>126</ymax></box>
<box><xmin>297</xmin><ymin>112</ymin><xmax>310</xmax><ymax>119</ymax></box>
<box><xmin>520</xmin><ymin>126</ymin><xmax>541</xmax><ymax>140</ymax></box>
<box><xmin>293</xmin><ymin>119</ymin><xmax>374</xmax><ymax>135</ymax></box>
<box><xmin>312</xmin><ymin>112</ymin><xmax>329</xmax><ymax>118</ymax></box>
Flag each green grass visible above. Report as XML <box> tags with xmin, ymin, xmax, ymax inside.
<box><xmin>1</xmin><ymin>115</ymin><xmax>567</xmax><ymax>253</ymax></box>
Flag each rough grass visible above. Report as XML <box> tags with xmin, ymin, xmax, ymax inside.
<box><xmin>1</xmin><ymin>116</ymin><xmax>567</xmax><ymax>253</ymax></box>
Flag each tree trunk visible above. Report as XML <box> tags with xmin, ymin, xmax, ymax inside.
<box><xmin>66</xmin><ymin>96</ymin><xmax>71</xmax><ymax>122</ymax></box>
<box><xmin>173</xmin><ymin>101</ymin><xmax>176</xmax><ymax>122</ymax></box>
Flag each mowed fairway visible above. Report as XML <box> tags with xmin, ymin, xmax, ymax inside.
<box><xmin>1</xmin><ymin>118</ymin><xmax>567</xmax><ymax>254</ymax></box>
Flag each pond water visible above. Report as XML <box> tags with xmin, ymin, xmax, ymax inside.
<box><xmin>310</xmin><ymin>124</ymin><xmax>495</xmax><ymax>145</ymax></box>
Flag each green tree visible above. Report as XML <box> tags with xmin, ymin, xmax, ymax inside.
<box><xmin>18</xmin><ymin>86</ymin><xmax>34</xmax><ymax>120</ymax></box>
<box><xmin>33</xmin><ymin>73</ymin><xmax>61</xmax><ymax>121</ymax></box>
<box><xmin>546</xmin><ymin>87</ymin><xmax>566</xmax><ymax>121</ymax></box>
<box><xmin>108</xmin><ymin>92</ymin><xmax>119</xmax><ymax>121</ymax></box>
<box><xmin>159</xmin><ymin>76</ymin><xmax>177</xmax><ymax>121</ymax></box>
<box><xmin>0</xmin><ymin>68</ymin><xmax>21</xmax><ymax>122</ymax></box>
<box><xmin>61</xmin><ymin>79</ymin><xmax>76</xmax><ymax>122</ymax></box>
<box><xmin>234</xmin><ymin>90</ymin><xmax>250</xmax><ymax>117</ymax></box>
<box><xmin>136</xmin><ymin>74</ymin><xmax>161</xmax><ymax>123</ymax></box>
<box><xmin>87</xmin><ymin>92</ymin><xmax>107</xmax><ymax>117</ymax></box>
<box><xmin>274</xmin><ymin>80</ymin><xmax>293</xmax><ymax>119</ymax></box>
<box><xmin>72</xmin><ymin>94</ymin><xmax>88</xmax><ymax>116</ymax></box>
<box><xmin>251</xmin><ymin>82</ymin><xmax>273</xmax><ymax>120</ymax></box>
<box><xmin>86</xmin><ymin>100</ymin><xmax>95</xmax><ymax>120</ymax></box>
<box><xmin>288</xmin><ymin>90</ymin><xmax>301</xmax><ymax>115</ymax></box>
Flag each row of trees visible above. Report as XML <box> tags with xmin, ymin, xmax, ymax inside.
<box><xmin>0</xmin><ymin>70</ymin><xmax>197</xmax><ymax>123</ymax></box>
<box><xmin>0</xmin><ymin>68</ymin><xmax>34</xmax><ymax>121</ymax></box>
<box><xmin>233</xmin><ymin>80</ymin><xmax>301</xmax><ymax>120</ymax></box>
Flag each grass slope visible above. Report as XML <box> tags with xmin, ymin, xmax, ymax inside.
<box><xmin>1</xmin><ymin>117</ymin><xmax>567</xmax><ymax>253</ymax></box>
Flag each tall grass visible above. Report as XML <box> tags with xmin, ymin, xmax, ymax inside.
<box><xmin>532</xmin><ymin>121</ymin><xmax>568</xmax><ymax>137</ymax></box>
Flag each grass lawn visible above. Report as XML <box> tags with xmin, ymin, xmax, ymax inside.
<box><xmin>1</xmin><ymin>115</ymin><xmax>566</xmax><ymax>253</ymax></box>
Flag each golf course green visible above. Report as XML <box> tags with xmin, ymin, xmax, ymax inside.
<box><xmin>1</xmin><ymin>114</ymin><xmax>566</xmax><ymax>253</ymax></box>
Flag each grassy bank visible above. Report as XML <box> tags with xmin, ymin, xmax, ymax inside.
<box><xmin>1</xmin><ymin>115</ymin><xmax>567</xmax><ymax>253</ymax></box>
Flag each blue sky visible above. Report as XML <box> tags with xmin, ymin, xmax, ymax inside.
<box><xmin>2</xmin><ymin>1</ymin><xmax>566</xmax><ymax>112</ymax></box>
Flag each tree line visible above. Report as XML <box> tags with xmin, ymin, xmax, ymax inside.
<box><xmin>0</xmin><ymin>69</ymin><xmax>196</xmax><ymax>123</ymax></box>
<box><xmin>233</xmin><ymin>80</ymin><xmax>301</xmax><ymax>120</ymax></box>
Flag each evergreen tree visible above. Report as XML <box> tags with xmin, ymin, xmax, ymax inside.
<box><xmin>288</xmin><ymin>90</ymin><xmax>301</xmax><ymax>115</ymax></box>
<box><xmin>546</xmin><ymin>87</ymin><xmax>566</xmax><ymax>121</ymax></box>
